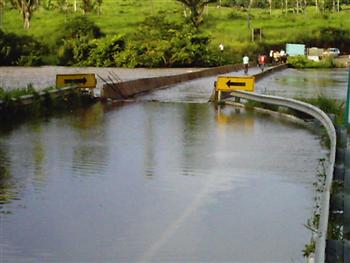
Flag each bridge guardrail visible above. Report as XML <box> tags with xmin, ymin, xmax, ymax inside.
<box><xmin>226</xmin><ymin>90</ymin><xmax>336</xmax><ymax>263</ymax></box>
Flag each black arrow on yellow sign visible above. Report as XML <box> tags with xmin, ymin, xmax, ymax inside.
<box><xmin>226</xmin><ymin>80</ymin><xmax>246</xmax><ymax>87</ymax></box>
<box><xmin>64</xmin><ymin>77</ymin><xmax>87</xmax><ymax>85</ymax></box>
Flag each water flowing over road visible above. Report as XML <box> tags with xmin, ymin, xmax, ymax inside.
<box><xmin>0</xmin><ymin>67</ymin><xmax>339</xmax><ymax>262</ymax></box>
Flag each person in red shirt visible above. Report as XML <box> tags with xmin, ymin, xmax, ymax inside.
<box><xmin>258</xmin><ymin>54</ymin><xmax>267</xmax><ymax>71</ymax></box>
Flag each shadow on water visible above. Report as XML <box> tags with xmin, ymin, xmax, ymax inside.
<box><xmin>0</xmin><ymin>143</ymin><xmax>19</xmax><ymax>214</ymax></box>
<box><xmin>69</xmin><ymin>103</ymin><xmax>108</xmax><ymax>177</ymax></box>
<box><xmin>0</xmin><ymin>102</ymin><xmax>110</xmax><ymax>214</ymax></box>
<box><xmin>0</xmin><ymin>93</ymin><xmax>96</xmax><ymax>135</ymax></box>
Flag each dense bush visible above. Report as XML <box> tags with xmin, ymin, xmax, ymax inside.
<box><xmin>0</xmin><ymin>30</ymin><xmax>44</xmax><ymax>66</ymax></box>
<box><xmin>88</xmin><ymin>35</ymin><xmax>126</xmax><ymax>67</ymax></box>
<box><xmin>57</xmin><ymin>16</ymin><xmax>104</xmax><ymax>42</ymax></box>
<box><xmin>114</xmin><ymin>15</ymin><xmax>221</xmax><ymax>67</ymax></box>
<box><xmin>58</xmin><ymin>35</ymin><xmax>125</xmax><ymax>66</ymax></box>
<box><xmin>288</xmin><ymin>55</ymin><xmax>335</xmax><ymax>69</ymax></box>
<box><xmin>57</xmin><ymin>16</ymin><xmax>105</xmax><ymax>65</ymax></box>
<box><xmin>57</xmin><ymin>14</ymin><xmax>221</xmax><ymax>67</ymax></box>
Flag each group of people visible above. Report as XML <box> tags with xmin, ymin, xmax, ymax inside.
<box><xmin>242</xmin><ymin>49</ymin><xmax>288</xmax><ymax>74</ymax></box>
<box><xmin>269</xmin><ymin>49</ymin><xmax>288</xmax><ymax>64</ymax></box>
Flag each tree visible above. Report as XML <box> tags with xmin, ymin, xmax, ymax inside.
<box><xmin>81</xmin><ymin>0</ymin><xmax>93</xmax><ymax>14</ymax></box>
<box><xmin>0</xmin><ymin>0</ymin><xmax>4</xmax><ymax>28</ymax></box>
<box><xmin>11</xmin><ymin>0</ymin><xmax>37</xmax><ymax>29</ymax></box>
<box><xmin>96</xmin><ymin>0</ymin><xmax>102</xmax><ymax>16</ymax></box>
<box><xmin>176</xmin><ymin>0</ymin><xmax>216</xmax><ymax>28</ymax></box>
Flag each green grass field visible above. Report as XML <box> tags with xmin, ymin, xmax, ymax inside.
<box><xmin>1</xmin><ymin>0</ymin><xmax>350</xmax><ymax>65</ymax></box>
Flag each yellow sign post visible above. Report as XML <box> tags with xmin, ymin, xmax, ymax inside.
<box><xmin>56</xmin><ymin>74</ymin><xmax>97</xmax><ymax>89</ymax></box>
<box><xmin>216</xmin><ymin>76</ymin><xmax>255</xmax><ymax>92</ymax></box>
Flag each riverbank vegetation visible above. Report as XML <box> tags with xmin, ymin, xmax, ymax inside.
<box><xmin>0</xmin><ymin>85</ymin><xmax>95</xmax><ymax>123</ymax></box>
<box><xmin>0</xmin><ymin>85</ymin><xmax>41</xmax><ymax>100</ymax></box>
<box><xmin>287</xmin><ymin>56</ymin><xmax>337</xmax><ymax>68</ymax></box>
<box><xmin>1</xmin><ymin>0</ymin><xmax>350</xmax><ymax>67</ymax></box>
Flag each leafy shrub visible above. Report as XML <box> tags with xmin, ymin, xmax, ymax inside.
<box><xmin>58</xmin><ymin>37</ymin><xmax>97</xmax><ymax>65</ymax></box>
<box><xmin>57</xmin><ymin>16</ymin><xmax>103</xmax><ymax>43</ymax></box>
<box><xmin>56</xmin><ymin>14</ymin><xmax>220</xmax><ymax>67</ymax></box>
<box><xmin>288</xmin><ymin>55</ymin><xmax>335</xmax><ymax>69</ymax></box>
<box><xmin>88</xmin><ymin>35</ymin><xmax>126</xmax><ymax>67</ymax></box>
<box><xmin>0</xmin><ymin>30</ymin><xmax>44</xmax><ymax>66</ymax></box>
<box><xmin>120</xmin><ymin>14</ymin><xmax>221</xmax><ymax>67</ymax></box>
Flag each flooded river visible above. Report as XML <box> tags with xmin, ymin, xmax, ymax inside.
<box><xmin>258</xmin><ymin>68</ymin><xmax>349</xmax><ymax>99</ymax></box>
<box><xmin>0</xmin><ymin>66</ymin><xmax>338</xmax><ymax>262</ymax></box>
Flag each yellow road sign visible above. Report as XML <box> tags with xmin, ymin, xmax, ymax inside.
<box><xmin>216</xmin><ymin>76</ymin><xmax>255</xmax><ymax>92</ymax></box>
<box><xmin>56</xmin><ymin>74</ymin><xmax>96</xmax><ymax>89</ymax></box>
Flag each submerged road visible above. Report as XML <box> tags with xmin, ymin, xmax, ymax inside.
<box><xmin>0</xmin><ymin>66</ymin><xmax>336</xmax><ymax>262</ymax></box>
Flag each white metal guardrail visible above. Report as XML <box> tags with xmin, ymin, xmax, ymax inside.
<box><xmin>227</xmin><ymin>90</ymin><xmax>336</xmax><ymax>263</ymax></box>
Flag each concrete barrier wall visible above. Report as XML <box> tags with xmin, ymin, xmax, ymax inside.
<box><xmin>102</xmin><ymin>63</ymin><xmax>287</xmax><ymax>100</ymax></box>
<box><xmin>102</xmin><ymin>63</ymin><xmax>253</xmax><ymax>100</ymax></box>
<box><xmin>254</xmin><ymin>63</ymin><xmax>288</xmax><ymax>81</ymax></box>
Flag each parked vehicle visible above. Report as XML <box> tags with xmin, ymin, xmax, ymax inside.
<box><xmin>323</xmin><ymin>48</ymin><xmax>340</xmax><ymax>57</ymax></box>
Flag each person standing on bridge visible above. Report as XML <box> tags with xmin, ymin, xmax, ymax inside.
<box><xmin>258</xmin><ymin>54</ymin><xmax>267</xmax><ymax>72</ymax></box>
<box><xmin>243</xmin><ymin>55</ymin><xmax>249</xmax><ymax>74</ymax></box>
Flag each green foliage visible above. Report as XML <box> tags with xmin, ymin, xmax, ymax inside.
<box><xmin>56</xmin><ymin>16</ymin><xmax>105</xmax><ymax>65</ymax></box>
<box><xmin>227</xmin><ymin>10</ymin><xmax>246</xmax><ymax>19</ymax></box>
<box><xmin>88</xmin><ymin>35</ymin><xmax>126</xmax><ymax>66</ymax></box>
<box><xmin>57</xmin><ymin>15</ymin><xmax>103</xmax><ymax>42</ymax></box>
<box><xmin>117</xmin><ymin>14</ymin><xmax>220</xmax><ymax>67</ymax></box>
<box><xmin>56</xmin><ymin>14</ymin><xmax>221</xmax><ymax>67</ymax></box>
<box><xmin>4</xmin><ymin>3</ymin><xmax>350</xmax><ymax>67</ymax></box>
<box><xmin>176</xmin><ymin>0</ymin><xmax>217</xmax><ymax>28</ymax></box>
<box><xmin>0</xmin><ymin>85</ymin><xmax>49</xmax><ymax>100</ymax></box>
<box><xmin>58</xmin><ymin>34</ymin><xmax>125</xmax><ymax>66</ymax></box>
<box><xmin>296</xmin><ymin>95</ymin><xmax>344</xmax><ymax>126</ymax></box>
<box><xmin>81</xmin><ymin>0</ymin><xmax>95</xmax><ymax>14</ymax></box>
<box><xmin>0</xmin><ymin>30</ymin><xmax>44</xmax><ymax>65</ymax></box>
<box><xmin>302</xmin><ymin>239</ymin><xmax>315</xmax><ymax>258</ymax></box>
<box><xmin>288</xmin><ymin>56</ymin><xmax>336</xmax><ymax>69</ymax></box>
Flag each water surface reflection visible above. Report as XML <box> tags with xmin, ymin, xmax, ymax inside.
<box><xmin>0</xmin><ymin>102</ymin><xmax>324</xmax><ymax>262</ymax></box>
<box><xmin>257</xmin><ymin>68</ymin><xmax>348</xmax><ymax>99</ymax></box>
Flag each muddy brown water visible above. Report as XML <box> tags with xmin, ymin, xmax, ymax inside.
<box><xmin>0</xmin><ymin>67</ymin><xmax>338</xmax><ymax>262</ymax></box>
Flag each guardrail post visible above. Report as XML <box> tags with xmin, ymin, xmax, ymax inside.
<box><xmin>218</xmin><ymin>91</ymin><xmax>222</xmax><ymax>102</ymax></box>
